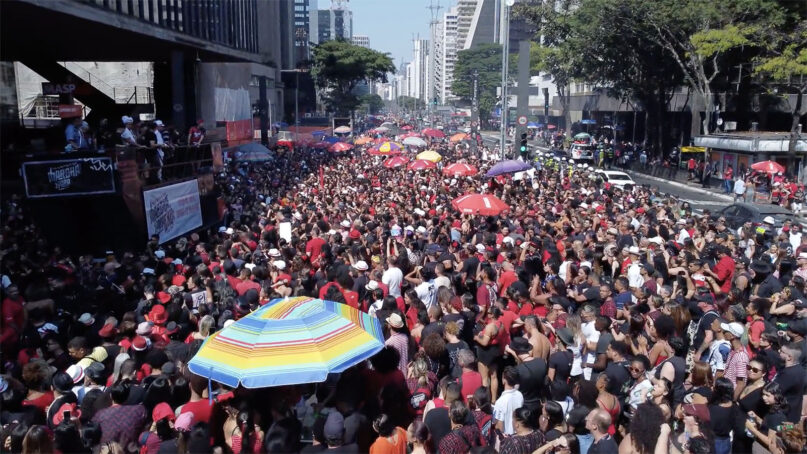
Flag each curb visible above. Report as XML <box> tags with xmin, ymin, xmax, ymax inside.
<box><xmin>621</xmin><ymin>169</ymin><xmax>735</xmax><ymax>202</ymax></box>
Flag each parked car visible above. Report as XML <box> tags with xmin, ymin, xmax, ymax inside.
<box><xmin>715</xmin><ymin>203</ymin><xmax>798</xmax><ymax>230</ymax></box>
<box><xmin>594</xmin><ymin>170</ymin><xmax>636</xmax><ymax>190</ymax></box>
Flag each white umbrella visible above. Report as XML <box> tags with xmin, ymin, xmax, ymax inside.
<box><xmin>334</xmin><ymin>126</ymin><xmax>351</xmax><ymax>134</ymax></box>
<box><xmin>403</xmin><ymin>137</ymin><xmax>427</xmax><ymax>147</ymax></box>
<box><xmin>375</xmin><ymin>126</ymin><xmax>390</xmax><ymax>132</ymax></box>
<box><xmin>380</xmin><ymin>122</ymin><xmax>395</xmax><ymax>129</ymax></box>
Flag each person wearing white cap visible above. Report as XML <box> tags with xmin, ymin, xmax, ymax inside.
<box><xmin>626</xmin><ymin>246</ymin><xmax>644</xmax><ymax>289</ymax></box>
<box><xmin>120</xmin><ymin>115</ymin><xmax>138</xmax><ymax>146</ymax></box>
<box><xmin>147</xmin><ymin>120</ymin><xmax>167</xmax><ymax>181</ymax></box>
<box><xmin>719</xmin><ymin>322</ymin><xmax>748</xmax><ymax>390</ymax></box>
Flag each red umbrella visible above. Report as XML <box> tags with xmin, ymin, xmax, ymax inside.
<box><xmin>383</xmin><ymin>156</ymin><xmax>409</xmax><ymax>168</ymax></box>
<box><xmin>422</xmin><ymin>128</ymin><xmax>445</xmax><ymax>138</ymax></box>
<box><xmin>547</xmin><ymin>125</ymin><xmax>557</xmax><ymax>130</ymax></box>
<box><xmin>368</xmin><ymin>147</ymin><xmax>402</xmax><ymax>156</ymax></box>
<box><xmin>451</xmin><ymin>193</ymin><xmax>510</xmax><ymax>216</ymax></box>
<box><xmin>443</xmin><ymin>163</ymin><xmax>479</xmax><ymax>177</ymax></box>
<box><xmin>407</xmin><ymin>159</ymin><xmax>437</xmax><ymax>171</ymax></box>
<box><xmin>751</xmin><ymin>160</ymin><xmax>785</xmax><ymax>174</ymax></box>
<box><xmin>401</xmin><ymin>125</ymin><xmax>413</xmax><ymax>130</ymax></box>
<box><xmin>329</xmin><ymin>142</ymin><xmax>353</xmax><ymax>152</ymax></box>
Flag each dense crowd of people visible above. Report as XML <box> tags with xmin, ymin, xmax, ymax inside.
<box><xmin>3</xmin><ymin>119</ymin><xmax>807</xmax><ymax>454</ymax></box>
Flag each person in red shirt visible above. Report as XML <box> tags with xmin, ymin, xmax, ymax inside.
<box><xmin>235</xmin><ymin>268</ymin><xmax>261</xmax><ymax>296</ymax></box>
<box><xmin>497</xmin><ymin>262</ymin><xmax>518</xmax><ymax>297</ymax></box>
<box><xmin>704</xmin><ymin>246</ymin><xmax>735</xmax><ymax>294</ymax></box>
<box><xmin>1</xmin><ymin>285</ymin><xmax>25</xmax><ymax>354</ymax></box>
<box><xmin>178</xmin><ymin>373</ymin><xmax>214</xmax><ymax>423</ymax></box>
<box><xmin>457</xmin><ymin>349</ymin><xmax>483</xmax><ymax>403</ymax></box>
<box><xmin>305</xmin><ymin>230</ymin><xmax>327</xmax><ymax>266</ymax></box>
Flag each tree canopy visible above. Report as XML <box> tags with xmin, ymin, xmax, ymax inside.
<box><xmin>359</xmin><ymin>93</ymin><xmax>384</xmax><ymax>115</ymax></box>
<box><xmin>516</xmin><ymin>0</ymin><xmax>804</xmax><ymax>153</ymax></box>
<box><xmin>452</xmin><ymin>43</ymin><xmax>503</xmax><ymax>120</ymax></box>
<box><xmin>311</xmin><ymin>40</ymin><xmax>396</xmax><ymax>115</ymax></box>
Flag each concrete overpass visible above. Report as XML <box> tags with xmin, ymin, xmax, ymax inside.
<box><xmin>1</xmin><ymin>0</ymin><xmax>294</xmax><ymax>130</ymax></box>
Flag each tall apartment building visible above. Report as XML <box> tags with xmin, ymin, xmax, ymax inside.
<box><xmin>428</xmin><ymin>21</ymin><xmax>442</xmax><ymax>105</ymax></box>
<box><xmin>440</xmin><ymin>6</ymin><xmax>459</xmax><ymax>104</ymax></box>
<box><xmin>407</xmin><ymin>39</ymin><xmax>430</xmax><ymax>101</ymax></box>
<box><xmin>294</xmin><ymin>0</ymin><xmax>317</xmax><ymax>62</ymax></box>
<box><xmin>314</xmin><ymin>0</ymin><xmax>352</xmax><ymax>43</ymax></box>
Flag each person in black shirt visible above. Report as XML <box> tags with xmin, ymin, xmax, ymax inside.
<box><xmin>772</xmin><ymin>343</ymin><xmax>806</xmax><ymax>422</ymax></box>
<box><xmin>506</xmin><ymin>337</ymin><xmax>547</xmax><ymax>411</ymax></box>
<box><xmin>586</xmin><ymin>408</ymin><xmax>618</xmax><ymax>454</ymax></box>
<box><xmin>603</xmin><ymin>341</ymin><xmax>632</xmax><ymax>401</ymax></box>
<box><xmin>548</xmin><ymin>327</ymin><xmax>575</xmax><ymax>385</ymax></box>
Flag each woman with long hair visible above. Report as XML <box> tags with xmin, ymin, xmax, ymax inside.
<box><xmin>540</xmin><ymin>400</ymin><xmax>567</xmax><ymax>442</ymax></box>
<box><xmin>686</xmin><ymin>361</ymin><xmax>714</xmax><ymax>404</ymax></box>
<box><xmin>474</xmin><ymin>305</ymin><xmax>507</xmax><ymax>401</ymax></box>
<box><xmin>736</xmin><ymin>357</ymin><xmax>769</xmax><ymax>452</ymax></box>
<box><xmin>619</xmin><ymin>403</ymin><xmax>665</xmax><ymax>454</ymax></box>
<box><xmin>498</xmin><ymin>407</ymin><xmax>546</xmax><ymax>454</ymax></box>
<box><xmin>21</xmin><ymin>425</ymin><xmax>53</xmax><ymax>454</ymax></box>
<box><xmin>406</xmin><ymin>420</ymin><xmax>432</xmax><ymax>454</ymax></box>
<box><xmin>469</xmin><ymin>386</ymin><xmax>495</xmax><ymax>446</ymax></box>
<box><xmin>647</xmin><ymin>377</ymin><xmax>673</xmax><ymax>419</ymax></box>
<box><xmin>370</xmin><ymin>413</ymin><xmax>407</xmax><ymax>454</ymax></box>
<box><xmin>708</xmin><ymin>378</ymin><xmax>743</xmax><ymax>454</ymax></box>
<box><xmin>746</xmin><ymin>381</ymin><xmax>790</xmax><ymax>452</ymax></box>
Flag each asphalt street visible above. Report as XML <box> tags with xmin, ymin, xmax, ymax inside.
<box><xmin>479</xmin><ymin>131</ymin><xmax>731</xmax><ymax>212</ymax></box>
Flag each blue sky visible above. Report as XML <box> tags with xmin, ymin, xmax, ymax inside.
<box><xmin>349</xmin><ymin>0</ymin><xmax>440</xmax><ymax>69</ymax></box>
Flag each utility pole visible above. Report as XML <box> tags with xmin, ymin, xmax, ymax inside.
<box><xmin>471</xmin><ymin>69</ymin><xmax>479</xmax><ymax>156</ymax></box>
<box><xmin>499</xmin><ymin>0</ymin><xmax>514</xmax><ymax>160</ymax></box>
<box><xmin>427</xmin><ymin>0</ymin><xmax>442</xmax><ymax>124</ymax></box>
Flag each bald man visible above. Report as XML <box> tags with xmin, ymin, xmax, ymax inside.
<box><xmin>586</xmin><ymin>408</ymin><xmax>618</xmax><ymax>454</ymax></box>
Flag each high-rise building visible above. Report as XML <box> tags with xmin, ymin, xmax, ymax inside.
<box><xmin>294</xmin><ymin>0</ymin><xmax>317</xmax><ymax>62</ymax></box>
<box><xmin>455</xmin><ymin>0</ymin><xmax>480</xmax><ymax>52</ymax></box>
<box><xmin>351</xmin><ymin>35</ymin><xmax>370</xmax><ymax>48</ymax></box>
<box><xmin>315</xmin><ymin>0</ymin><xmax>352</xmax><ymax>43</ymax></box>
<box><xmin>408</xmin><ymin>39</ymin><xmax>430</xmax><ymax>101</ymax></box>
<box><xmin>463</xmin><ymin>0</ymin><xmax>501</xmax><ymax>49</ymax></box>
<box><xmin>440</xmin><ymin>6</ymin><xmax>459</xmax><ymax>104</ymax></box>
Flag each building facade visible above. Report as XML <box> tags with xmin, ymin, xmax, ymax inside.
<box><xmin>315</xmin><ymin>1</ymin><xmax>352</xmax><ymax>44</ymax></box>
<box><xmin>294</xmin><ymin>0</ymin><xmax>317</xmax><ymax>63</ymax></box>
<box><xmin>351</xmin><ymin>35</ymin><xmax>370</xmax><ymax>47</ymax></box>
<box><xmin>439</xmin><ymin>6</ymin><xmax>459</xmax><ymax>104</ymax></box>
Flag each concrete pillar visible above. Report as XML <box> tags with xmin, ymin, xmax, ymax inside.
<box><xmin>170</xmin><ymin>50</ymin><xmax>187</xmax><ymax>129</ymax></box>
<box><xmin>516</xmin><ymin>39</ymin><xmax>531</xmax><ymax>142</ymax></box>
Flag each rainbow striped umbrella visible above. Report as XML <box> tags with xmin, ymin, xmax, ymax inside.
<box><xmin>188</xmin><ymin>297</ymin><xmax>384</xmax><ymax>388</ymax></box>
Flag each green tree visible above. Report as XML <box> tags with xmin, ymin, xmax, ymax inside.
<box><xmin>753</xmin><ymin>2</ymin><xmax>807</xmax><ymax>153</ymax></box>
<box><xmin>359</xmin><ymin>93</ymin><xmax>384</xmax><ymax>115</ymax></box>
<box><xmin>559</xmin><ymin>0</ymin><xmax>685</xmax><ymax>155</ymax></box>
<box><xmin>646</xmin><ymin>0</ymin><xmax>787</xmax><ymax>135</ymax></box>
<box><xmin>311</xmin><ymin>40</ymin><xmax>396</xmax><ymax>115</ymax></box>
<box><xmin>396</xmin><ymin>96</ymin><xmax>425</xmax><ymax>112</ymax></box>
<box><xmin>515</xmin><ymin>1</ymin><xmax>584</xmax><ymax>131</ymax></box>
<box><xmin>452</xmin><ymin>43</ymin><xmax>503</xmax><ymax>121</ymax></box>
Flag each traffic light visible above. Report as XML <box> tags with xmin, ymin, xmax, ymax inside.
<box><xmin>520</xmin><ymin>132</ymin><xmax>528</xmax><ymax>158</ymax></box>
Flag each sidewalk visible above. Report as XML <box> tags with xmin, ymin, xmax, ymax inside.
<box><xmin>621</xmin><ymin>167</ymin><xmax>736</xmax><ymax>202</ymax></box>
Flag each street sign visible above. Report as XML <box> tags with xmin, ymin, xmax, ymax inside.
<box><xmin>517</xmin><ymin>115</ymin><xmax>527</xmax><ymax>126</ymax></box>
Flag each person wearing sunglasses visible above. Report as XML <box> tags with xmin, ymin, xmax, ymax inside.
<box><xmin>625</xmin><ymin>355</ymin><xmax>652</xmax><ymax>416</ymax></box>
<box><xmin>533</xmin><ymin>432</ymin><xmax>580</xmax><ymax>454</ymax></box>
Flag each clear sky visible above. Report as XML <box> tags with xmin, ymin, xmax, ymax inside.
<box><xmin>349</xmin><ymin>0</ymin><xmax>443</xmax><ymax>70</ymax></box>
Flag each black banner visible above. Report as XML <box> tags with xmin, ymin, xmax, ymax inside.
<box><xmin>22</xmin><ymin>158</ymin><xmax>116</xmax><ymax>198</ymax></box>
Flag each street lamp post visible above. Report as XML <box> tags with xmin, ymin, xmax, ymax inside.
<box><xmin>499</xmin><ymin>0</ymin><xmax>514</xmax><ymax>160</ymax></box>
<box><xmin>280</xmin><ymin>68</ymin><xmax>308</xmax><ymax>143</ymax></box>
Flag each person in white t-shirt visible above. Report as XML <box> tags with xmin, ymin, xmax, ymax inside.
<box><xmin>493</xmin><ymin>366</ymin><xmax>524</xmax><ymax>435</ymax></box>
<box><xmin>382</xmin><ymin>256</ymin><xmax>403</xmax><ymax>298</ymax></box>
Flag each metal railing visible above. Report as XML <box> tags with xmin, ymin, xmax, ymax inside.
<box><xmin>118</xmin><ymin>144</ymin><xmax>215</xmax><ymax>183</ymax></box>
<box><xmin>59</xmin><ymin>62</ymin><xmax>154</xmax><ymax>105</ymax></box>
